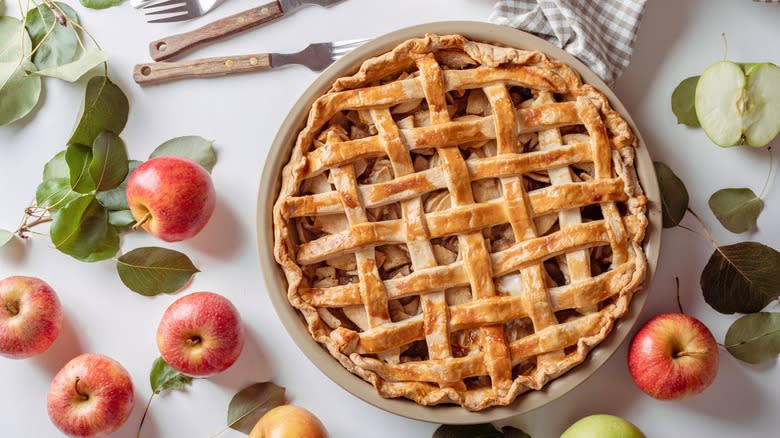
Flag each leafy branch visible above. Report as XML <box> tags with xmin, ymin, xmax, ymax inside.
<box><xmin>655</xmin><ymin>161</ymin><xmax>780</xmax><ymax>364</ymax></box>
<box><xmin>1</xmin><ymin>5</ymin><xmax>217</xmax><ymax>295</ymax></box>
<box><xmin>138</xmin><ymin>357</ymin><xmax>194</xmax><ymax>438</ymax></box>
<box><xmin>0</xmin><ymin>1</ymin><xmax>113</xmax><ymax>125</ymax></box>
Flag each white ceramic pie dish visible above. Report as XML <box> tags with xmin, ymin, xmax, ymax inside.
<box><xmin>257</xmin><ymin>21</ymin><xmax>662</xmax><ymax>424</ymax></box>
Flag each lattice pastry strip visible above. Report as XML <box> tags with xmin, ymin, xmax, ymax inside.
<box><xmin>415</xmin><ymin>54</ymin><xmax>512</xmax><ymax>393</ymax></box>
<box><xmin>273</xmin><ymin>33</ymin><xmax>648</xmax><ymax>411</ymax></box>
<box><xmin>370</xmin><ymin>107</ymin><xmax>465</xmax><ymax>391</ymax></box>
<box><xmin>536</xmin><ymin>91</ymin><xmax>594</xmax><ymax>314</ymax></box>
<box><xmin>324</xmin><ymin>129</ymin><xmax>401</xmax><ymax>365</ymax></box>
<box><xmin>483</xmin><ymin>83</ymin><xmax>565</xmax><ymax>378</ymax></box>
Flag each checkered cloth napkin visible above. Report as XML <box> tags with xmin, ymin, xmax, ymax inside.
<box><xmin>488</xmin><ymin>0</ymin><xmax>647</xmax><ymax>85</ymax></box>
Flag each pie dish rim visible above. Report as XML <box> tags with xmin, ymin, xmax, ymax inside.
<box><xmin>257</xmin><ymin>20</ymin><xmax>662</xmax><ymax>424</ymax></box>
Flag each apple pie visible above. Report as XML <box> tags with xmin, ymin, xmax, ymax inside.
<box><xmin>273</xmin><ymin>33</ymin><xmax>648</xmax><ymax>411</ymax></box>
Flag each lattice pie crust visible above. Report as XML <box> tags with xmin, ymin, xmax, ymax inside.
<box><xmin>273</xmin><ymin>34</ymin><xmax>648</xmax><ymax>410</ymax></box>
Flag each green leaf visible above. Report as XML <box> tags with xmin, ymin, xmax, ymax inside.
<box><xmin>671</xmin><ymin>76</ymin><xmax>700</xmax><ymax>127</ymax></box>
<box><xmin>501</xmin><ymin>427</ymin><xmax>531</xmax><ymax>438</ymax></box>
<box><xmin>35</xmin><ymin>178</ymin><xmax>81</xmax><ymax>211</ymax></box>
<box><xmin>66</xmin><ymin>144</ymin><xmax>95</xmax><ymax>193</ymax></box>
<box><xmin>108</xmin><ymin>210</ymin><xmax>135</xmax><ymax>227</ymax></box>
<box><xmin>708</xmin><ymin>188</ymin><xmax>763</xmax><ymax>233</ymax></box>
<box><xmin>149</xmin><ymin>357</ymin><xmax>192</xmax><ymax>394</ymax></box>
<box><xmin>24</xmin><ymin>2</ymin><xmax>80</xmax><ymax>70</ymax></box>
<box><xmin>653</xmin><ymin>161</ymin><xmax>689</xmax><ymax>228</ymax></box>
<box><xmin>150</xmin><ymin>136</ymin><xmax>217</xmax><ymax>173</ymax></box>
<box><xmin>81</xmin><ymin>226</ymin><xmax>119</xmax><ymax>263</ymax></box>
<box><xmin>90</xmin><ymin>131</ymin><xmax>128</xmax><ymax>191</ymax></box>
<box><xmin>227</xmin><ymin>382</ymin><xmax>286</xmax><ymax>435</ymax></box>
<box><xmin>0</xmin><ymin>0</ymin><xmax>5</xmax><ymax>16</ymax></box>
<box><xmin>0</xmin><ymin>17</ymin><xmax>32</xmax><ymax>62</ymax></box>
<box><xmin>433</xmin><ymin>424</ymin><xmax>514</xmax><ymax>438</ymax></box>
<box><xmin>33</xmin><ymin>48</ymin><xmax>106</xmax><ymax>82</ymax></box>
<box><xmin>116</xmin><ymin>247</ymin><xmax>199</xmax><ymax>296</ymax></box>
<box><xmin>0</xmin><ymin>18</ymin><xmax>39</xmax><ymax>125</ymax></box>
<box><xmin>0</xmin><ymin>60</ymin><xmax>41</xmax><ymax>126</ymax></box>
<box><xmin>0</xmin><ymin>229</ymin><xmax>14</xmax><ymax>248</ymax></box>
<box><xmin>50</xmin><ymin>194</ymin><xmax>119</xmax><ymax>262</ymax></box>
<box><xmin>43</xmin><ymin>150</ymin><xmax>69</xmax><ymax>180</ymax></box>
<box><xmin>701</xmin><ymin>242</ymin><xmax>780</xmax><ymax>314</ymax></box>
<box><xmin>68</xmin><ymin>75</ymin><xmax>129</xmax><ymax>146</ymax></box>
<box><xmin>79</xmin><ymin>0</ymin><xmax>123</xmax><ymax>10</ymax></box>
<box><xmin>725</xmin><ymin>312</ymin><xmax>780</xmax><ymax>364</ymax></box>
<box><xmin>96</xmin><ymin>160</ymin><xmax>141</xmax><ymax>211</ymax></box>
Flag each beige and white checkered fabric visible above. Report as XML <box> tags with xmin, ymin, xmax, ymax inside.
<box><xmin>489</xmin><ymin>0</ymin><xmax>647</xmax><ymax>85</ymax></box>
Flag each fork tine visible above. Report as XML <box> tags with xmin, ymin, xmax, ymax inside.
<box><xmin>332</xmin><ymin>45</ymin><xmax>362</xmax><ymax>55</ymax></box>
<box><xmin>146</xmin><ymin>4</ymin><xmax>190</xmax><ymax>16</ymax></box>
<box><xmin>331</xmin><ymin>39</ymin><xmax>369</xmax><ymax>62</ymax></box>
<box><xmin>334</xmin><ymin>38</ymin><xmax>370</xmax><ymax>48</ymax></box>
<box><xmin>143</xmin><ymin>0</ymin><xmax>185</xmax><ymax>9</ymax></box>
<box><xmin>147</xmin><ymin>11</ymin><xmax>196</xmax><ymax>23</ymax></box>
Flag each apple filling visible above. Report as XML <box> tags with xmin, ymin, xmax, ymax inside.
<box><xmin>290</xmin><ymin>84</ymin><xmax>632</xmax><ymax>371</ymax></box>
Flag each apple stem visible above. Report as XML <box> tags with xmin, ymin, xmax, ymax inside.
<box><xmin>132</xmin><ymin>212</ymin><xmax>152</xmax><ymax>231</ymax></box>
<box><xmin>74</xmin><ymin>377</ymin><xmax>89</xmax><ymax>401</ymax></box>
<box><xmin>675</xmin><ymin>349</ymin><xmax>708</xmax><ymax>358</ymax></box>
<box><xmin>5</xmin><ymin>300</ymin><xmax>19</xmax><ymax>316</ymax></box>
<box><xmin>136</xmin><ymin>393</ymin><xmax>155</xmax><ymax>438</ymax></box>
<box><xmin>721</xmin><ymin>32</ymin><xmax>728</xmax><ymax>61</ymax></box>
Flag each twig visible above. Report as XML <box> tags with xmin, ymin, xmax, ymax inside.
<box><xmin>136</xmin><ymin>394</ymin><xmax>155</xmax><ymax>438</ymax></box>
<box><xmin>677</xmin><ymin>224</ymin><xmax>709</xmax><ymax>242</ymax></box>
<box><xmin>16</xmin><ymin>215</ymin><xmax>52</xmax><ymax>238</ymax></box>
<box><xmin>686</xmin><ymin>207</ymin><xmax>719</xmax><ymax>248</ymax></box>
<box><xmin>675</xmin><ymin>277</ymin><xmax>685</xmax><ymax>314</ymax></box>
<box><xmin>759</xmin><ymin>147</ymin><xmax>773</xmax><ymax>199</ymax></box>
<box><xmin>28</xmin><ymin>19</ymin><xmax>57</xmax><ymax>59</ymax></box>
<box><xmin>42</xmin><ymin>0</ymin><xmax>67</xmax><ymax>25</ymax></box>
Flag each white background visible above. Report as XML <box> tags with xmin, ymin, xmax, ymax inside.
<box><xmin>1</xmin><ymin>0</ymin><xmax>779</xmax><ymax>436</ymax></box>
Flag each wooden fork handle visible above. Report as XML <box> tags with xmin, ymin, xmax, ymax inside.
<box><xmin>133</xmin><ymin>53</ymin><xmax>272</xmax><ymax>85</ymax></box>
<box><xmin>148</xmin><ymin>1</ymin><xmax>284</xmax><ymax>61</ymax></box>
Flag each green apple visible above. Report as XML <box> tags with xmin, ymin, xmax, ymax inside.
<box><xmin>561</xmin><ymin>414</ymin><xmax>645</xmax><ymax>438</ymax></box>
<box><xmin>695</xmin><ymin>61</ymin><xmax>780</xmax><ymax>147</ymax></box>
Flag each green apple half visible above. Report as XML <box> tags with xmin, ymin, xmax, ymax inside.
<box><xmin>695</xmin><ymin>61</ymin><xmax>780</xmax><ymax>147</ymax></box>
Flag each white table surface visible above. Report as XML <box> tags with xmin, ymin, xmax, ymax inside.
<box><xmin>1</xmin><ymin>0</ymin><xmax>779</xmax><ymax>436</ymax></box>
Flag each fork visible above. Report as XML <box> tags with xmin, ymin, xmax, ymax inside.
<box><xmin>143</xmin><ymin>0</ymin><xmax>223</xmax><ymax>24</ymax></box>
<box><xmin>133</xmin><ymin>38</ymin><xmax>368</xmax><ymax>85</ymax></box>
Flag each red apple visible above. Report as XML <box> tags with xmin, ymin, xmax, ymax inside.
<box><xmin>47</xmin><ymin>353</ymin><xmax>134</xmax><ymax>437</ymax></box>
<box><xmin>126</xmin><ymin>156</ymin><xmax>216</xmax><ymax>242</ymax></box>
<box><xmin>628</xmin><ymin>313</ymin><xmax>719</xmax><ymax>400</ymax></box>
<box><xmin>0</xmin><ymin>275</ymin><xmax>62</xmax><ymax>359</ymax></box>
<box><xmin>157</xmin><ymin>292</ymin><xmax>244</xmax><ymax>377</ymax></box>
<box><xmin>250</xmin><ymin>405</ymin><xmax>328</xmax><ymax>438</ymax></box>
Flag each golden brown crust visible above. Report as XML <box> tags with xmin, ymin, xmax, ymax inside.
<box><xmin>272</xmin><ymin>33</ymin><xmax>647</xmax><ymax>411</ymax></box>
